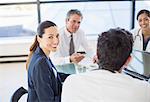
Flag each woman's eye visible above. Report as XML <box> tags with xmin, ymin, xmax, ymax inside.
<box><xmin>56</xmin><ymin>34</ymin><xmax>59</xmax><ymax>38</ymax></box>
<box><xmin>138</xmin><ymin>19</ymin><xmax>142</xmax><ymax>23</ymax></box>
<box><xmin>145</xmin><ymin>18</ymin><xmax>149</xmax><ymax>21</ymax></box>
<box><xmin>48</xmin><ymin>36</ymin><xmax>53</xmax><ymax>39</ymax></box>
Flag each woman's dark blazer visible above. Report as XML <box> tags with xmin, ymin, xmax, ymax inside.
<box><xmin>27</xmin><ymin>47</ymin><xmax>69</xmax><ymax>102</ymax></box>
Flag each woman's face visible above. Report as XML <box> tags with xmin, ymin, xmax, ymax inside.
<box><xmin>39</xmin><ymin>26</ymin><xmax>59</xmax><ymax>54</ymax></box>
<box><xmin>138</xmin><ymin>13</ymin><xmax>150</xmax><ymax>30</ymax></box>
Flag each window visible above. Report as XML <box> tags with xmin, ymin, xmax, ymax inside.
<box><xmin>0</xmin><ymin>4</ymin><xmax>38</xmax><ymax>37</ymax></box>
<box><xmin>40</xmin><ymin>1</ymin><xmax>132</xmax><ymax>36</ymax></box>
<box><xmin>0</xmin><ymin>0</ymin><xmax>36</xmax><ymax>3</ymax></box>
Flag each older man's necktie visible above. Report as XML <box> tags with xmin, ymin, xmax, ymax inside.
<box><xmin>69</xmin><ymin>34</ymin><xmax>75</xmax><ymax>55</ymax></box>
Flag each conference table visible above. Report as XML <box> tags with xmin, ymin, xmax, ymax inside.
<box><xmin>56</xmin><ymin>58</ymin><xmax>98</xmax><ymax>74</ymax></box>
<box><xmin>56</xmin><ymin>50</ymin><xmax>150</xmax><ymax>81</ymax></box>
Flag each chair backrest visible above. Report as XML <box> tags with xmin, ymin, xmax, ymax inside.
<box><xmin>10</xmin><ymin>87</ymin><xmax>28</xmax><ymax>102</ymax></box>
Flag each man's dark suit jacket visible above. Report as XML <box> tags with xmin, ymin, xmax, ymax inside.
<box><xmin>27</xmin><ymin>47</ymin><xmax>69</xmax><ymax>102</ymax></box>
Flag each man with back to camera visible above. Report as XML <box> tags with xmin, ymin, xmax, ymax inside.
<box><xmin>61</xmin><ymin>28</ymin><xmax>150</xmax><ymax>102</ymax></box>
<box><xmin>51</xmin><ymin>9</ymin><xmax>94</xmax><ymax>65</ymax></box>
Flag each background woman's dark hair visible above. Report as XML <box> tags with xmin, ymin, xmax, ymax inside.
<box><xmin>26</xmin><ymin>21</ymin><xmax>57</xmax><ymax>69</ymax></box>
<box><xmin>137</xmin><ymin>9</ymin><xmax>150</xmax><ymax>20</ymax></box>
<box><xmin>97</xmin><ymin>28</ymin><xmax>133</xmax><ymax>72</ymax></box>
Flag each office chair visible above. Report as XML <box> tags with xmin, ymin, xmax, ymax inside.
<box><xmin>10</xmin><ymin>87</ymin><xmax>28</xmax><ymax>102</ymax></box>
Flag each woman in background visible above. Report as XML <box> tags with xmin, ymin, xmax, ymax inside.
<box><xmin>131</xmin><ymin>9</ymin><xmax>150</xmax><ymax>52</ymax></box>
<box><xmin>26</xmin><ymin>20</ymin><xmax>69</xmax><ymax>102</ymax></box>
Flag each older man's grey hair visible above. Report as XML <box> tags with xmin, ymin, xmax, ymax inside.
<box><xmin>66</xmin><ymin>9</ymin><xmax>83</xmax><ymax>20</ymax></box>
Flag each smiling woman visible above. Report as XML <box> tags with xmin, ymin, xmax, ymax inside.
<box><xmin>131</xmin><ymin>9</ymin><xmax>150</xmax><ymax>52</ymax></box>
<box><xmin>26</xmin><ymin>20</ymin><xmax>69</xmax><ymax>102</ymax></box>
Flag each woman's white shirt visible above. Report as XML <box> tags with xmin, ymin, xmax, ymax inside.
<box><xmin>131</xmin><ymin>28</ymin><xmax>150</xmax><ymax>52</ymax></box>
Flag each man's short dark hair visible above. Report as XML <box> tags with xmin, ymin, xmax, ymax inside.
<box><xmin>97</xmin><ymin>28</ymin><xmax>133</xmax><ymax>72</ymax></box>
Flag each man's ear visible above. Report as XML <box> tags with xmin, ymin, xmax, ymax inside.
<box><xmin>66</xmin><ymin>18</ymin><xmax>69</xmax><ymax>23</ymax></box>
<box><xmin>124</xmin><ymin>55</ymin><xmax>132</xmax><ymax>66</ymax></box>
<box><xmin>119</xmin><ymin>55</ymin><xmax>132</xmax><ymax>73</ymax></box>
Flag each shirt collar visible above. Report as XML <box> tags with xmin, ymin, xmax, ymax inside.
<box><xmin>64</xmin><ymin>27</ymin><xmax>74</xmax><ymax>37</ymax></box>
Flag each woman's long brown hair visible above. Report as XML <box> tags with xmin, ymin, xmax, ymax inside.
<box><xmin>26</xmin><ymin>35</ymin><xmax>39</xmax><ymax>69</ymax></box>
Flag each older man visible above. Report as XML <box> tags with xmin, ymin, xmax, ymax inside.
<box><xmin>51</xmin><ymin>9</ymin><xmax>94</xmax><ymax>65</ymax></box>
